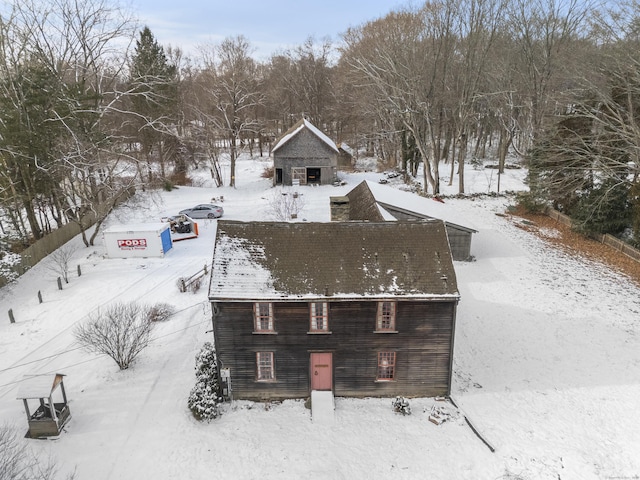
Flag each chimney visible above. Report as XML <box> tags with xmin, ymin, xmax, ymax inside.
<box><xmin>330</xmin><ymin>196</ymin><xmax>350</xmax><ymax>221</ymax></box>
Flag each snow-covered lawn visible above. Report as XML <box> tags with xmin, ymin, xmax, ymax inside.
<box><xmin>1</xmin><ymin>157</ymin><xmax>639</xmax><ymax>480</ymax></box>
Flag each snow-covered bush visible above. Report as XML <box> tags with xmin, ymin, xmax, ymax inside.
<box><xmin>187</xmin><ymin>342</ymin><xmax>222</xmax><ymax>421</ymax></box>
<box><xmin>188</xmin><ymin>276</ymin><xmax>202</xmax><ymax>293</ymax></box>
<box><xmin>176</xmin><ymin>276</ymin><xmax>203</xmax><ymax>293</ymax></box>
<box><xmin>144</xmin><ymin>303</ymin><xmax>175</xmax><ymax>322</ymax></box>
<box><xmin>392</xmin><ymin>396</ymin><xmax>411</xmax><ymax>415</ymax></box>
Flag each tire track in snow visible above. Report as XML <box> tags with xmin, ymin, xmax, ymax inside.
<box><xmin>100</xmin><ymin>305</ymin><xmax>207</xmax><ymax>480</ymax></box>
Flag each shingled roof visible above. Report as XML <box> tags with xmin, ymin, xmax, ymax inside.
<box><xmin>344</xmin><ymin>181</ymin><xmax>387</xmax><ymax>221</ymax></box>
<box><xmin>209</xmin><ymin>220</ymin><xmax>459</xmax><ymax>301</ymax></box>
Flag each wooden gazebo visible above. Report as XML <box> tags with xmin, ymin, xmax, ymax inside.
<box><xmin>16</xmin><ymin>373</ymin><xmax>71</xmax><ymax>438</ymax></box>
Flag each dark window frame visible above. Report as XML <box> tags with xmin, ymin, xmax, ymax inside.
<box><xmin>253</xmin><ymin>302</ymin><xmax>275</xmax><ymax>333</ymax></box>
<box><xmin>376</xmin><ymin>351</ymin><xmax>396</xmax><ymax>381</ymax></box>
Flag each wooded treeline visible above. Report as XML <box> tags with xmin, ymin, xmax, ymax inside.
<box><xmin>1</xmin><ymin>0</ymin><xmax>639</xmax><ymax>260</ymax></box>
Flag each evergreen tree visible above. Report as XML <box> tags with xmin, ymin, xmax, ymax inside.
<box><xmin>573</xmin><ymin>180</ymin><xmax>631</xmax><ymax>236</ymax></box>
<box><xmin>187</xmin><ymin>342</ymin><xmax>222</xmax><ymax>421</ymax></box>
<box><xmin>129</xmin><ymin>26</ymin><xmax>178</xmax><ymax>181</ymax></box>
<box><xmin>525</xmin><ymin>100</ymin><xmax>636</xmax><ymax>239</ymax></box>
<box><xmin>525</xmin><ymin>115</ymin><xmax>595</xmax><ymax>214</ymax></box>
<box><xmin>0</xmin><ymin>61</ymin><xmax>69</xmax><ymax>240</ymax></box>
<box><xmin>631</xmin><ymin>182</ymin><xmax>640</xmax><ymax>247</ymax></box>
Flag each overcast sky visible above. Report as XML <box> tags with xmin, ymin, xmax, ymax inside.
<box><xmin>130</xmin><ymin>0</ymin><xmax>405</xmax><ymax>61</ymax></box>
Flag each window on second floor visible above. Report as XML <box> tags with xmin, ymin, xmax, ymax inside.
<box><xmin>254</xmin><ymin>302</ymin><xmax>275</xmax><ymax>333</ymax></box>
<box><xmin>376</xmin><ymin>301</ymin><xmax>396</xmax><ymax>332</ymax></box>
<box><xmin>309</xmin><ymin>302</ymin><xmax>329</xmax><ymax>333</ymax></box>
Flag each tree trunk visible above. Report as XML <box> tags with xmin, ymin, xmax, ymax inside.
<box><xmin>23</xmin><ymin>198</ymin><xmax>43</xmax><ymax>240</ymax></box>
<box><xmin>229</xmin><ymin>133</ymin><xmax>237</xmax><ymax>187</ymax></box>
<box><xmin>159</xmin><ymin>140</ymin><xmax>166</xmax><ymax>179</ymax></box>
<box><xmin>458</xmin><ymin>133</ymin><xmax>467</xmax><ymax>194</ymax></box>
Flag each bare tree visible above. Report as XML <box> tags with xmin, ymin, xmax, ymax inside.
<box><xmin>448</xmin><ymin>0</ymin><xmax>507</xmax><ymax>193</ymax></box>
<box><xmin>342</xmin><ymin>0</ymin><xmax>509</xmax><ymax>194</ymax></box>
<box><xmin>342</xmin><ymin>8</ymin><xmax>441</xmax><ymax>191</ymax></box>
<box><xmin>280</xmin><ymin>37</ymin><xmax>336</xmax><ymax>128</ymax></box>
<box><xmin>0</xmin><ymin>424</ymin><xmax>74</xmax><ymax>479</ymax></box>
<box><xmin>0</xmin><ymin>0</ymin><xmax>141</xmax><ymax>247</ymax></box>
<box><xmin>268</xmin><ymin>188</ymin><xmax>305</xmax><ymax>221</ymax></box>
<box><xmin>74</xmin><ymin>302</ymin><xmax>155</xmax><ymax>370</ymax></box>
<box><xmin>195</xmin><ymin>36</ymin><xmax>264</xmax><ymax>187</ymax></box>
<box><xmin>45</xmin><ymin>245</ymin><xmax>77</xmax><ymax>283</ymax></box>
<box><xmin>507</xmin><ymin>0</ymin><xmax>592</xmax><ymax>141</ymax></box>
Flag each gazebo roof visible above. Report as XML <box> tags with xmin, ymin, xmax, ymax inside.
<box><xmin>16</xmin><ymin>373</ymin><xmax>65</xmax><ymax>400</ymax></box>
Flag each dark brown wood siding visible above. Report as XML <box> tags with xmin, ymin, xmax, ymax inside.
<box><xmin>212</xmin><ymin>299</ymin><xmax>456</xmax><ymax>401</ymax></box>
<box><xmin>446</xmin><ymin>227</ymin><xmax>472</xmax><ymax>261</ymax></box>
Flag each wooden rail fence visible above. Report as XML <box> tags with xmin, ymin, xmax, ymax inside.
<box><xmin>545</xmin><ymin>208</ymin><xmax>640</xmax><ymax>263</ymax></box>
<box><xmin>179</xmin><ymin>264</ymin><xmax>209</xmax><ymax>293</ymax></box>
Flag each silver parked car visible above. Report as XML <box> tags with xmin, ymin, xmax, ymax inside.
<box><xmin>179</xmin><ymin>204</ymin><xmax>224</xmax><ymax>219</ymax></box>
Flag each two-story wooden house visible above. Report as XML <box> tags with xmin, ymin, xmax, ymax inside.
<box><xmin>272</xmin><ymin>119</ymin><xmax>339</xmax><ymax>186</ymax></box>
<box><xmin>208</xmin><ymin>220</ymin><xmax>460</xmax><ymax>401</ymax></box>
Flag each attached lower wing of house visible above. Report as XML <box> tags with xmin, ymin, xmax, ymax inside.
<box><xmin>331</xmin><ymin>180</ymin><xmax>478</xmax><ymax>261</ymax></box>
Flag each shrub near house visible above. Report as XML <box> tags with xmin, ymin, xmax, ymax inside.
<box><xmin>209</xmin><ymin>220</ymin><xmax>460</xmax><ymax>401</ymax></box>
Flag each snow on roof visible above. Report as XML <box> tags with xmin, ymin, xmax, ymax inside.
<box><xmin>362</xmin><ymin>181</ymin><xmax>478</xmax><ymax>232</ymax></box>
<box><xmin>209</xmin><ymin>220</ymin><xmax>459</xmax><ymax>301</ymax></box>
<box><xmin>17</xmin><ymin>373</ymin><xmax>65</xmax><ymax>399</ymax></box>
<box><xmin>377</xmin><ymin>202</ymin><xmax>397</xmax><ymax>221</ymax></box>
<box><xmin>103</xmin><ymin>223</ymin><xmax>170</xmax><ymax>233</ymax></box>
<box><xmin>338</xmin><ymin>142</ymin><xmax>354</xmax><ymax>156</ymax></box>
<box><xmin>272</xmin><ymin>119</ymin><xmax>338</xmax><ymax>154</ymax></box>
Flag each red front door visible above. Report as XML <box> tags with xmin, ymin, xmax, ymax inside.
<box><xmin>310</xmin><ymin>353</ymin><xmax>332</xmax><ymax>391</ymax></box>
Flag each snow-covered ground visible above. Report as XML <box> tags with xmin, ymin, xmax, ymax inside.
<box><xmin>1</xmin><ymin>157</ymin><xmax>639</xmax><ymax>480</ymax></box>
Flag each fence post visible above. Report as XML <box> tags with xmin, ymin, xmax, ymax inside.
<box><xmin>57</xmin><ymin>277</ymin><xmax>63</xmax><ymax>290</ymax></box>
<box><xmin>204</xmin><ymin>264</ymin><xmax>208</xmax><ymax>275</ymax></box>
<box><xmin>9</xmin><ymin>309</ymin><xmax>15</xmax><ymax>324</ymax></box>
<box><xmin>180</xmin><ymin>278</ymin><xmax>186</xmax><ymax>293</ymax></box>
<box><xmin>38</xmin><ymin>291</ymin><xmax>43</xmax><ymax>304</ymax></box>
<box><xmin>77</xmin><ymin>265</ymin><xmax>82</xmax><ymax>277</ymax></box>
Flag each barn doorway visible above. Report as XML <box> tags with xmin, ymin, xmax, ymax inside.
<box><xmin>310</xmin><ymin>352</ymin><xmax>332</xmax><ymax>391</ymax></box>
<box><xmin>275</xmin><ymin>168</ymin><xmax>283</xmax><ymax>185</ymax></box>
<box><xmin>306</xmin><ymin>168</ymin><xmax>321</xmax><ymax>185</ymax></box>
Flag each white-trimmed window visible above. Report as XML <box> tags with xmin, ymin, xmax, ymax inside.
<box><xmin>291</xmin><ymin>167</ymin><xmax>307</xmax><ymax>185</ymax></box>
<box><xmin>309</xmin><ymin>302</ymin><xmax>329</xmax><ymax>333</ymax></box>
<box><xmin>256</xmin><ymin>352</ymin><xmax>275</xmax><ymax>381</ymax></box>
<box><xmin>254</xmin><ymin>302</ymin><xmax>275</xmax><ymax>333</ymax></box>
<box><xmin>377</xmin><ymin>352</ymin><xmax>396</xmax><ymax>381</ymax></box>
<box><xmin>376</xmin><ymin>301</ymin><xmax>396</xmax><ymax>332</ymax></box>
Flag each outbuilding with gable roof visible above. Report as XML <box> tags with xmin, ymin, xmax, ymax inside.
<box><xmin>271</xmin><ymin>118</ymin><xmax>339</xmax><ymax>186</ymax></box>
